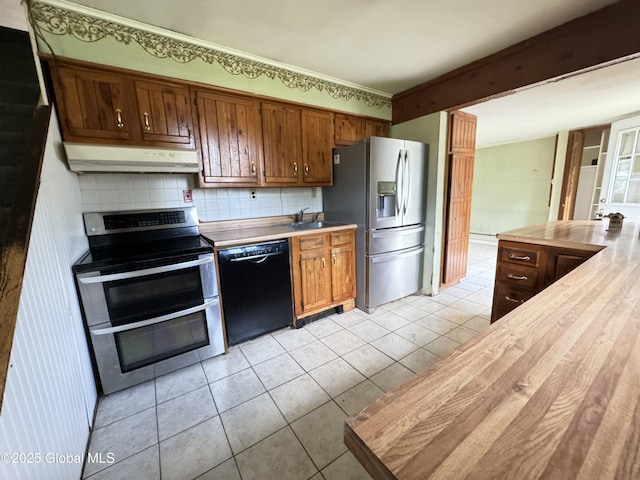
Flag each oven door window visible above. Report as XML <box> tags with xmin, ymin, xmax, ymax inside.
<box><xmin>115</xmin><ymin>311</ymin><xmax>209</xmax><ymax>373</ymax></box>
<box><xmin>104</xmin><ymin>266</ymin><xmax>204</xmax><ymax>326</ymax></box>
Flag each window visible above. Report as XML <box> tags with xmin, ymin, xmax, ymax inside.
<box><xmin>608</xmin><ymin>127</ymin><xmax>640</xmax><ymax>204</ymax></box>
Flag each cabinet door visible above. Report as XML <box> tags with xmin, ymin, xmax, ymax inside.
<box><xmin>331</xmin><ymin>244</ymin><xmax>356</xmax><ymax>303</ymax></box>
<box><xmin>334</xmin><ymin>113</ymin><xmax>365</xmax><ymax>146</ymax></box>
<box><xmin>195</xmin><ymin>90</ymin><xmax>263</xmax><ymax>185</ymax></box>
<box><xmin>134</xmin><ymin>80</ymin><xmax>194</xmax><ymax>147</ymax></box>
<box><xmin>365</xmin><ymin>119</ymin><xmax>390</xmax><ymax>138</ymax></box>
<box><xmin>54</xmin><ymin>66</ymin><xmax>133</xmax><ymax>141</ymax></box>
<box><xmin>301</xmin><ymin>109</ymin><xmax>334</xmax><ymax>185</ymax></box>
<box><xmin>545</xmin><ymin>247</ymin><xmax>598</xmax><ymax>284</ymax></box>
<box><xmin>261</xmin><ymin>102</ymin><xmax>302</xmax><ymax>184</ymax></box>
<box><xmin>298</xmin><ymin>248</ymin><xmax>332</xmax><ymax>314</ymax></box>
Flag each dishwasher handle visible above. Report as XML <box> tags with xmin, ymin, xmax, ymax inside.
<box><xmin>229</xmin><ymin>251</ymin><xmax>284</xmax><ymax>263</ymax></box>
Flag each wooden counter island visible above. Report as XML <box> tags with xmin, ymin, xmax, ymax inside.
<box><xmin>345</xmin><ymin>220</ymin><xmax>640</xmax><ymax>480</ymax></box>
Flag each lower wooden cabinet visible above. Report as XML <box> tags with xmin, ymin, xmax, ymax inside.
<box><xmin>491</xmin><ymin>240</ymin><xmax>599</xmax><ymax>323</ymax></box>
<box><xmin>291</xmin><ymin>229</ymin><xmax>356</xmax><ymax>324</ymax></box>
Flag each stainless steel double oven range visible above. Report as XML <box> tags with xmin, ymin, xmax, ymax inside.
<box><xmin>73</xmin><ymin>207</ymin><xmax>225</xmax><ymax>395</ymax></box>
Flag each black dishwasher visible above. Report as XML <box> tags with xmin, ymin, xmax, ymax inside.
<box><xmin>217</xmin><ymin>239</ymin><xmax>293</xmax><ymax>345</ymax></box>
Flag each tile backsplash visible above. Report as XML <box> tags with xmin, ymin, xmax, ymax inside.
<box><xmin>77</xmin><ymin>173</ymin><xmax>323</xmax><ymax>222</ymax></box>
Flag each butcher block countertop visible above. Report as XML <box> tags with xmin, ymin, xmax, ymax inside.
<box><xmin>199</xmin><ymin>214</ymin><xmax>356</xmax><ymax>247</ymax></box>
<box><xmin>346</xmin><ymin>220</ymin><xmax>640</xmax><ymax>480</ymax></box>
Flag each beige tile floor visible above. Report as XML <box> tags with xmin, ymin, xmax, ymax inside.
<box><xmin>82</xmin><ymin>241</ymin><xmax>497</xmax><ymax>480</ymax></box>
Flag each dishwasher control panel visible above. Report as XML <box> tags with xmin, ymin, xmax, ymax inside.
<box><xmin>221</xmin><ymin>240</ymin><xmax>288</xmax><ymax>260</ymax></box>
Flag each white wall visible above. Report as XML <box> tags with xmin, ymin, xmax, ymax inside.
<box><xmin>0</xmin><ymin>113</ymin><xmax>96</xmax><ymax>480</ymax></box>
<box><xmin>0</xmin><ymin>0</ymin><xmax>28</xmax><ymax>30</ymax></box>
<box><xmin>77</xmin><ymin>173</ymin><xmax>322</xmax><ymax>221</ymax></box>
<box><xmin>391</xmin><ymin>112</ymin><xmax>448</xmax><ymax>296</ymax></box>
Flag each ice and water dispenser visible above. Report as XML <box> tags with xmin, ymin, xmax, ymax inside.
<box><xmin>377</xmin><ymin>181</ymin><xmax>397</xmax><ymax>218</ymax></box>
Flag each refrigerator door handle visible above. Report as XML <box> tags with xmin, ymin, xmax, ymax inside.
<box><xmin>369</xmin><ymin>245</ymin><xmax>424</xmax><ymax>264</ymax></box>
<box><xmin>403</xmin><ymin>149</ymin><xmax>410</xmax><ymax>216</ymax></box>
<box><xmin>395</xmin><ymin>149</ymin><xmax>403</xmax><ymax>217</ymax></box>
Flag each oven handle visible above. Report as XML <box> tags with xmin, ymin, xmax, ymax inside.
<box><xmin>78</xmin><ymin>256</ymin><xmax>213</xmax><ymax>284</ymax></box>
<box><xmin>90</xmin><ymin>299</ymin><xmax>219</xmax><ymax>335</ymax></box>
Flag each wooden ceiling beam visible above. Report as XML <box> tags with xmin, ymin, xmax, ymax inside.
<box><xmin>392</xmin><ymin>0</ymin><xmax>640</xmax><ymax>124</ymax></box>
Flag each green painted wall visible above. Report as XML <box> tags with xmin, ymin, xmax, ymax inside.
<box><xmin>35</xmin><ymin>24</ymin><xmax>390</xmax><ymax>119</ymax></box>
<box><xmin>391</xmin><ymin>112</ymin><xmax>448</xmax><ymax>296</ymax></box>
<box><xmin>471</xmin><ymin>136</ymin><xmax>556</xmax><ymax>236</ymax></box>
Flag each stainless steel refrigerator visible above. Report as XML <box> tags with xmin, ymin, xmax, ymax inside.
<box><xmin>323</xmin><ymin>136</ymin><xmax>427</xmax><ymax>313</ymax></box>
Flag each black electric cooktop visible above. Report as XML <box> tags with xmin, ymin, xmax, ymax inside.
<box><xmin>72</xmin><ymin>235</ymin><xmax>213</xmax><ymax>274</ymax></box>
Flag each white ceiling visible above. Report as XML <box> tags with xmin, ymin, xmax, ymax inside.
<box><xmin>67</xmin><ymin>0</ymin><xmax>639</xmax><ymax>147</ymax></box>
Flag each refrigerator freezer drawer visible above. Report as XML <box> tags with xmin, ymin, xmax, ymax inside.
<box><xmin>364</xmin><ymin>245</ymin><xmax>424</xmax><ymax>311</ymax></box>
<box><xmin>368</xmin><ymin>224</ymin><xmax>425</xmax><ymax>255</ymax></box>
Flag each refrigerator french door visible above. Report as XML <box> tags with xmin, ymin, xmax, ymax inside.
<box><xmin>324</xmin><ymin>136</ymin><xmax>428</xmax><ymax>313</ymax></box>
<box><xmin>367</xmin><ymin>137</ymin><xmax>426</xmax><ymax>230</ymax></box>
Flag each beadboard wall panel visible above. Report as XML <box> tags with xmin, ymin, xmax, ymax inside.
<box><xmin>0</xmin><ymin>112</ymin><xmax>96</xmax><ymax>480</ymax></box>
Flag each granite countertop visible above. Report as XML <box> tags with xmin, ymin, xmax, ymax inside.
<box><xmin>345</xmin><ymin>220</ymin><xmax>640</xmax><ymax>479</ymax></box>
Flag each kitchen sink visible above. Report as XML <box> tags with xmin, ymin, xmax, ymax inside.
<box><xmin>285</xmin><ymin>221</ymin><xmax>340</xmax><ymax>230</ymax></box>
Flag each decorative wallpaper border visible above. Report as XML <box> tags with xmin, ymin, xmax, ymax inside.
<box><xmin>29</xmin><ymin>1</ymin><xmax>391</xmax><ymax>110</ymax></box>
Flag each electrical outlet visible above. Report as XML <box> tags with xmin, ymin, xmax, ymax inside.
<box><xmin>250</xmin><ymin>190</ymin><xmax>257</xmax><ymax>201</ymax></box>
<box><xmin>183</xmin><ymin>189</ymin><xmax>193</xmax><ymax>203</ymax></box>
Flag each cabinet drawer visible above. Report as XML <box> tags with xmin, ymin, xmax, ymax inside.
<box><xmin>494</xmin><ymin>283</ymin><xmax>535</xmax><ymax>315</ymax></box>
<box><xmin>330</xmin><ymin>230</ymin><xmax>353</xmax><ymax>246</ymax></box>
<box><xmin>499</xmin><ymin>243</ymin><xmax>543</xmax><ymax>268</ymax></box>
<box><xmin>298</xmin><ymin>234</ymin><xmax>325</xmax><ymax>251</ymax></box>
<box><xmin>496</xmin><ymin>263</ymin><xmax>539</xmax><ymax>291</ymax></box>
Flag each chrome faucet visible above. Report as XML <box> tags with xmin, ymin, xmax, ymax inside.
<box><xmin>297</xmin><ymin>207</ymin><xmax>309</xmax><ymax>223</ymax></box>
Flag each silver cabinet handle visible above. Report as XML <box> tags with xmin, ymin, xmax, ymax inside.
<box><xmin>78</xmin><ymin>256</ymin><xmax>213</xmax><ymax>284</ymax></box>
<box><xmin>90</xmin><ymin>299</ymin><xmax>219</xmax><ymax>335</ymax></box>
<box><xmin>505</xmin><ymin>296</ymin><xmax>524</xmax><ymax>304</ymax></box>
<box><xmin>506</xmin><ymin>274</ymin><xmax>528</xmax><ymax>281</ymax></box>
<box><xmin>509</xmin><ymin>254</ymin><xmax>531</xmax><ymax>261</ymax></box>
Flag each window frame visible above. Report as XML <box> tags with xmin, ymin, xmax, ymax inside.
<box><xmin>606</xmin><ymin>126</ymin><xmax>640</xmax><ymax>205</ymax></box>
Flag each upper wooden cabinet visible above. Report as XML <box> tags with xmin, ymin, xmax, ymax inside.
<box><xmin>261</xmin><ymin>105</ymin><xmax>334</xmax><ymax>186</ymax></box>
<box><xmin>301</xmin><ymin>109</ymin><xmax>334</xmax><ymax>185</ymax></box>
<box><xmin>261</xmin><ymin>102</ymin><xmax>302</xmax><ymax>185</ymax></box>
<box><xmin>365</xmin><ymin>119</ymin><xmax>390</xmax><ymax>138</ymax></box>
<box><xmin>195</xmin><ymin>90</ymin><xmax>263</xmax><ymax>185</ymax></box>
<box><xmin>134</xmin><ymin>80</ymin><xmax>193</xmax><ymax>146</ymax></box>
<box><xmin>195</xmin><ymin>95</ymin><xmax>334</xmax><ymax>187</ymax></box>
<box><xmin>334</xmin><ymin>113</ymin><xmax>389</xmax><ymax>146</ymax></box>
<box><xmin>54</xmin><ymin>65</ymin><xmax>133</xmax><ymax>142</ymax></box>
<box><xmin>49</xmin><ymin>62</ymin><xmax>195</xmax><ymax>149</ymax></box>
<box><xmin>334</xmin><ymin>113</ymin><xmax>365</xmax><ymax>146</ymax></box>
<box><xmin>45</xmin><ymin>58</ymin><xmax>388</xmax><ymax>185</ymax></box>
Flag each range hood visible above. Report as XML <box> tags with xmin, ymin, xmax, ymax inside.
<box><xmin>64</xmin><ymin>143</ymin><xmax>199</xmax><ymax>174</ymax></box>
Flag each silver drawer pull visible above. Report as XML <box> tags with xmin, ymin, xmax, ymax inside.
<box><xmin>509</xmin><ymin>254</ymin><xmax>531</xmax><ymax>261</ymax></box>
<box><xmin>505</xmin><ymin>296</ymin><xmax>525</xmax><ymax>304</ymax></box>
<box><xmin>506</xmin><ymin>274</ymin><xmax>528</xmax><ymax>281</ymax></box>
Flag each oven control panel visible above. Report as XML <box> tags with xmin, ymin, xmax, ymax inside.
<box><xmin>103</xmin><ymin>210</ymin><xmax>186</xmax><ymax>230</ymax></box>
<box><xmin>84</xmin><ymin>207</ymin><xmax>198</xmax><ymax>235</ymax></box>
